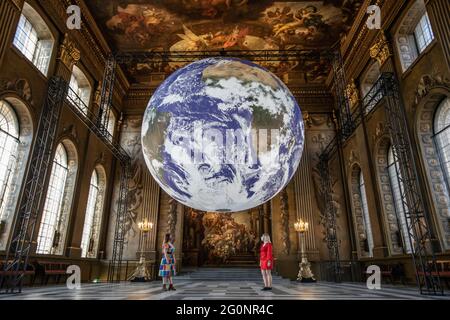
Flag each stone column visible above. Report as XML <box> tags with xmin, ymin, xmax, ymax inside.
<box><xmin>139</xmin><ymin>171</ymin><xmax>161</xmax><ymax>261</ymax></box>
<box><xmin>293</xmin><ymin>144</ymin><xmax>318</xmax><ymax>260</ymax></box>
<box><xmin>0</xmin><ymin>0</ymin><xmax>23</xmax><ymax>67</ymax></box>
<box><xmin>426</xmin><ymin>0</ymin><xmax>450</xmax><ymax>71</ymax></box>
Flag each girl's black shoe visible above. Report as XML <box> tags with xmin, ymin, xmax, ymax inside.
<box><xmin>169</xmin><ymin>284</ymin><xmax>176</xmax><ymax>291</ymax></box>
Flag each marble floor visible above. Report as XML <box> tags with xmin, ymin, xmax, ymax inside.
<box><xmin>0</xmin><ymin>280</ymin><xmax>448</xmax><ymax>300</ymax></box>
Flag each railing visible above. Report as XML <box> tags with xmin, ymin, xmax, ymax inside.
<box><xmin>316</xmin><ymin>260</ymin><xmax>363</xmax><ymax>283</ymax></box>
<box><xmin>320</xmin><ymin>73</ymin><xmax>390</xmax><ymax>158</ymax></box>
<box><xmin>64</xmin><ymin>86</ymin><xmax>130</xmax><ymax>164</ymax></box>
<box><xmin>362</xmin><ymin>74</ymin><xmax>387</xmax><ymax>116</ymax></box>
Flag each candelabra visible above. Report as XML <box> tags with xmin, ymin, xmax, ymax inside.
<box><xmin>294</xmin><ymin>219</ymin><xmax>316</xmax><ymax>282</ymax></box>
<box><xmin>129</xmin><ymin>219</ymin><xmax>153</xmax><ymax>282</ymax></box>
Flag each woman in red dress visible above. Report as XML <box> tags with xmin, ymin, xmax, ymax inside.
<box><xmin>259</xmin><ymin>233</ymin><xmax>273</xmax><ymax>290</ymax></box>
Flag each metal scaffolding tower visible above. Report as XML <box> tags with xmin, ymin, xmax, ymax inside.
<box><xmin>313</xmin><ymin>51</ymin><xmax>354</xmax><ymax>282</ymax></box>
<box><xmin>96</xmin><ymin>55</ymin><xmax>132</xmax><ymax>282</ymax></box>
<box><xmin>381</xmin><ymin>73</ymin><xmax>443</xmax><ymax>295</ymax></box>
<box><xmin>0</xmin><ymin>77</ymin><xmax>68</xmax><ymax>293</ymax></box>
<box><xmin>331</xmin><ymin>51</ymin><xmax>354</xmax><ymax>139</ymax></box>
<box><xmin>65</xmin><ymin>68</ymin><xmax>131</xmax><ymax>283</ymax></box>
<box><xmin>317</xmin><ymin>136</ymin><xmax>341</xmax><ymax>282</ymax></box>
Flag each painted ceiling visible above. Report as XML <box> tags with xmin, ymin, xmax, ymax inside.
<box><xmin>85</xmin><ymin>0</ymin><xmax>363</xmax><ymax>83</ymax></box>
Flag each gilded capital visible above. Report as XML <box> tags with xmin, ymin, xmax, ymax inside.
<box><xmin>345</xmin><ymin>79</ymin><xmax>359</xmax><ymax>109</ymax></box>
<box><xmin>370</xmin><ymin>31</ymin><xmax>392</xmax><ymax>66</ymax></box>
<box><xmin>58</xmin><ymin>34</ymin><xmax>81</xmax><ymax>70</ymax></box>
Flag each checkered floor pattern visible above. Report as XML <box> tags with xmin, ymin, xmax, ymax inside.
<box><xmin>0</xmin><ymin>280</ymin><xmax>448</xmax><ymax>300</ymax></box>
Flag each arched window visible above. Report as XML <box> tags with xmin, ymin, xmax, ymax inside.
<box><xmin>387</xmin><ymin>146</ymin><xmax>412</xmax><ymax>253</ymax></box>
<box><xmin>37</xmin><ymin>142</ymin><xmax>77</xmax><ymax>255</ymax></box>
<box><xmin>0</xmin><ymin>98</ymin><xmax>33</xmax><ymax>251</ymax></box>
<box><xmin>417</xmin><ymin>92</ymin><xmax>450</xmax><ymax>251</ymax></box>
<box><xmin>394</xmin><ymin>0</ymin><xmax>435</xmax><ymax>72</ymax></box>
<box><xmin>13</xmin><ymin>3</ymin><xmax>54</xmax><ymax>76</ymax></box>
<box><xmin>67</xmin><ymin>66</ymin><xmax>91</xmax><ymax>114</ymax></box>
<box><xmin>350</xmin><ymin>165</ymin><xmax>374</xmax><ymax>257</ymax></box>
<box><xmin>433</xmin><ymin>97</ymin><xmax>450</xmax><ymax>190</ymax></box>
<box><xmin>0</xmin><ymin>101</ymin><xmax>20</xmax><ymax>235</ymax></box>
<box><xmin>81</xmin><ymin>167</ymin><xmax>106</xmax><ymax>258</ymax></box>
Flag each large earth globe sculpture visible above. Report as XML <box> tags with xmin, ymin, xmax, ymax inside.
<box><xmin>141</xmin><ymin>57</ymin><xmax>304</xmax><ymax>212</ymax></box>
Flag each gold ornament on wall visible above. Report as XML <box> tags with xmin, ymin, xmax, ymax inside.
<box><xmin>58</xmin><ymin>34</ymin><xmax>81</xmax><ymax>70</ymax></box>
<box><xmin>370</xmin><ymin>31</ymin><xmax>392</xmax><ymax>66</ymax></box>
<box><xmin>303</xmin><ymin>111</ymin><xmax>313</xmax><ymax>128</ymax></box>
<box><xmin>345</xmin><ymin>79</ymin><xmax>360</xmax><ymax>109</ymax></box>
<box><xmin>0</xmin><ymin>78</ymin><xmax>33</xmax><ymax>106</ymax></box>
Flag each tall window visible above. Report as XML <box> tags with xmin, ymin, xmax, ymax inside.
<box><xmin>434</xmin><ymin>98</ymin><xmax>450</xmax><ymax>194</ymax></box>
<box><xmin>37</xmin><ymin>142</ymin><xmax>77</xmax><ymax>255</ymax></box>
<box><xmin>0</xmin><ymin>101</ymin><xmax>20</xmax><ymax>230</ymax></box>
<box><xmin>414</xmin><ymin>13</ymin><xmax>434</xmax><ymax>54</ymax></box>
<box><xmin>67</xmin><ymin>66</ymin><xmax>91</xmax><ymax>114</ymax></box>
<box><xmin>36</xmin><ymin>144</ymin><xmax>68</xmax><ymax>254</ymax></box>
<box><xmin>81</xmin><ymin>169</ymin><xmax>105</xmax><ymax>258</ymax></box>
<box><xmin>13</xmin><ymin>3</ymin><xmax>54</xmax><ymax>75</ymax></box>
<box><xmin>358</xmin><ymin>173</ymin><xmax>374</xmax><ymax>257</ymax></box>
<box><xmin>395</xmin><ymin>0</ymin><xmax>435</xmax><ymax>72</ymax></box>
<box><xmin>388</xmin><ymin>146</ymin><xmax>413</xmax><ymax>253</ymax></box>
<box><xmin>106</xmin><ymin>111</ymin><xmax>116</xmax><ymax>140</ymax></box>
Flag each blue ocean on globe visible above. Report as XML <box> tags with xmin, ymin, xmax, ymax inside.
<box><xmin>141</xmin><ymin>57</ymin><xmax>304</xmax><ymax>212</ymax></box>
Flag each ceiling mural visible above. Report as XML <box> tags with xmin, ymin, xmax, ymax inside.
<box><xmin>85</xmin><ymin>0</ymin><xmax>363</xmax><ymax>82</ymax></box>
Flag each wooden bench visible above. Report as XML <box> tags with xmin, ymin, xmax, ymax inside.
<box><xmin>419</xmin><ymin>260</ymin><xmax>450</xmax><ymax>289</ymax></box>
<box><xmin>0</xmin><ymin>260</ymin><xmax>36</xmax><ymax>288</ymax></box>
<box><xmin>35</xmin><ymin>261</ymin><xmax>70</xmax><ymax>285</ymax></box>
